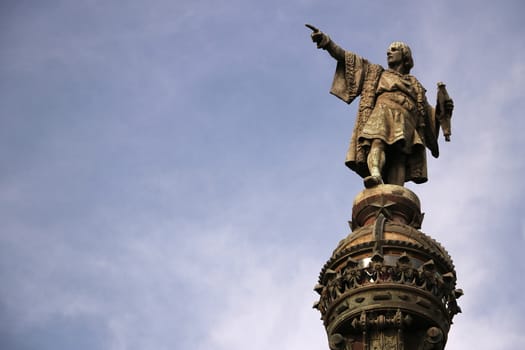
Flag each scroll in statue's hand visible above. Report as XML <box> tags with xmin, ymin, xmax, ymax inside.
<box><xmin>444</xmin><ymin>99</ymin><xmax>454</xmax><ymax>114</ymax></box>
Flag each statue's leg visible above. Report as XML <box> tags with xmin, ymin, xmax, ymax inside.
<box><xmin>385</xmin><ymin>151</ymin><xmax>406</xmax><ymax>186</ymax></box>
<box><xmin>364</xmin><ymin>139</ymin><xmax>385</xmax><ymax>188</ymax></box>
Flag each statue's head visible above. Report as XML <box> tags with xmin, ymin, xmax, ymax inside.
<box><xmin>387</xmin><ymin>41</ymin><xmax>414</xmax><ymax>73</ymax></box>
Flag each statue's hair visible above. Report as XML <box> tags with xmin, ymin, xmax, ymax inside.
<box><xmin>389</xmin><ymin>41</ymin><xmax>414</xmax><ymax>72</ymax></box>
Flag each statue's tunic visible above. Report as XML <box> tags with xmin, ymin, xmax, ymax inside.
<box><xmin>330</xmin><ymin>51</ymin><xmax>437</xmax><ymax>184</ymax></box>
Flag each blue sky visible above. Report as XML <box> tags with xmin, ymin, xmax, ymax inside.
<box><xmin>1</xmin><ymin>0</ymin><xmax>524</xmax><ymax>349</ymax></box>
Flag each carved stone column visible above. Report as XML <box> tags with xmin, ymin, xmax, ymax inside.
<box><xmin>314</xmin><ymin>185</ymin><xmax>462</xmax><ymax>350</ymax></box>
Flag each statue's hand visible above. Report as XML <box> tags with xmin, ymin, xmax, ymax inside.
<box><xmin>305</xmin><ymin>24</ymin><xmax>330</xmax><ymax>49</ymax></box>
<box><xmin>312</xmin><ymin>32</ymin><xmax>329</xmax><ymax>48</ymax></box>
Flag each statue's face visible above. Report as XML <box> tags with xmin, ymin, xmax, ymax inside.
<box><xmin>387</xmin><ymin>45</ymin><xmax>403</xmax><ymax>66</ymax></box>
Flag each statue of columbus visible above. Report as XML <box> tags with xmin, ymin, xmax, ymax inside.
<box><xmin>307</xmin><ymin>24</ymin><xmax>454</xmax><ymax>188</ymax></box>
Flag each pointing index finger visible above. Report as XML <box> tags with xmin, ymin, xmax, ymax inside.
<box><xmin>305</xmin><ymin>24</ymin><xmax>319</xmax><ymax>33</ymax></box>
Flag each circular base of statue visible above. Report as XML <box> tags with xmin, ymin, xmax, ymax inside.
<box><xmin>352</xmin><ymin>184</ymin><xmax>423</xmax><ymax>229</ymax></box>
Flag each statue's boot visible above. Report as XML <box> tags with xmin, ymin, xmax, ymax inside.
<box><xmin>364</xmin><ymin>175</ymin><xmax>383</xmax><ymax>188</ymax></box>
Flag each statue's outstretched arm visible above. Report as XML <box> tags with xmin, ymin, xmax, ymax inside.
<box><xmin>306</xmin><ymin>24</ymin><xmax>345</xmax><ymax>61</ymax></box>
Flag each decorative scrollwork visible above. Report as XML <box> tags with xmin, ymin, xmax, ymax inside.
<box><xmin>314</xmin><ymin>253</ymin><xmax>462</xmax><ymax>321</ymax></box>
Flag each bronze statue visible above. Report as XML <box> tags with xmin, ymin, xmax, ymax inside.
<box><xmin>307</xmin><ymin>24</ymin><xmax>454</xmax><ymax>188</ymax></box>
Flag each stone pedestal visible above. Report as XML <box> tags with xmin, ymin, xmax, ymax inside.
<box><xmin>314</xmin><ymin>185</ymin><xmax>462</xmax><ymax>350</ymax></box>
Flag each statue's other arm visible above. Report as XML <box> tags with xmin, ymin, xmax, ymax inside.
<box><xmin>306</xmin><ymin>24</ymin><xmax>345</xmax><ymax>61</ymax></box>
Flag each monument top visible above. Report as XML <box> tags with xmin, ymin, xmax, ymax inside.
<box><xmin>307</xmin><ymin>24</ymin><xmax>454</xmax><ymax>189</ymax></box>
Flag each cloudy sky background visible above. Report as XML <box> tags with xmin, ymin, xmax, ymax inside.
<box><xmin>1</xmin><ymin>0</ymin><xmax>524</xmax><ymax>349</ymax></box>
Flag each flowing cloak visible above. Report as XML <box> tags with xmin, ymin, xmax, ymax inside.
<box><xmin>330</xmin><ymin>51</ymin><xmax>440</xmax><ymax>184</ymax></box>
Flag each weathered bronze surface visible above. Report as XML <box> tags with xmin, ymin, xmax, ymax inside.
<box><xmin>436</xmin><ymin>83</ymin><xmax>453</xmax><ymax>142</ymax></box>
<box><xmin>313</xmin><ymin>185</ymin><xmax>462</xmax><ymax>350</ymax></box>
<box><xmin>306</xmin><ymin>26</ymin><xmax>461</xmax><ymax>349</ymax></box>
<box><xmin>307</xmin><ymin>25</ymin><xmax>454</xmax><ymax>188</ymax></box>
